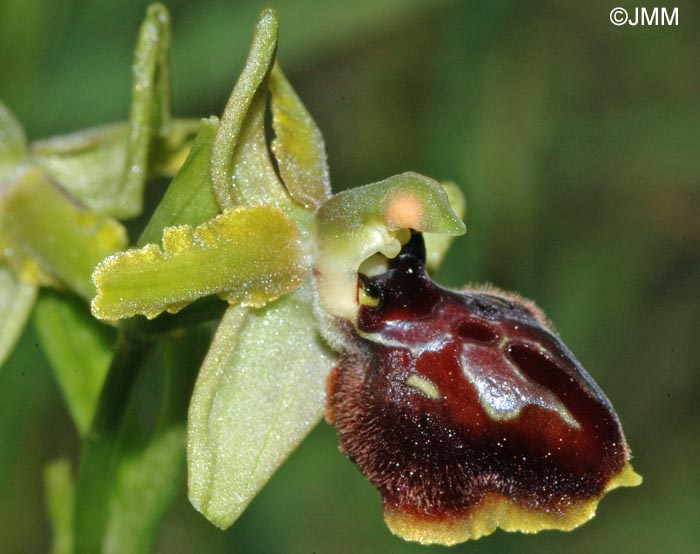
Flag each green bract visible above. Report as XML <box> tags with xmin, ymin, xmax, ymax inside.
<box><xmin>0</xmin><ymin>5</ymin><xmax>466</xmax><ymax>551</ymax></box>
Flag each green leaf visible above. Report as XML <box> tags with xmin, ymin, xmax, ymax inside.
<box><xmin>188</xmin><ymin>280</ymin><xmax>335</xmax><ymax>529</ymax></box>
<box><xmin>269</xmin><ymin>63</ymin><xmax>331</xmax><ymax>209</ymax></box>
<box><xmin>44</xmin><ymin>458</ymin><xmax>75</xmax><ymax>554</ymax></box>
<box><xmin>0</xmin><ymin>166</ymin><xmax>128</xmax><ymax>299</ymax></box>
<box><xmin>33</xmin><ymin>290</ymin><xmax>114</xmax><ymax>435</ymax></box>
<box><xmin>138</xmin><ymin>117</ymin><xmax>220</xmax><ymax>247</ymax></box>
<box><xmin>210</xmin><ymin>9</ymin><xmax>286</xmax><ymax>209</ymax></box>
<box><xmin>92</xmin><ymin>205</ymin><xmax>306</xmax><ymax>320</ymax></box>
<box><xmin>0</xmin><ymin>100</ymin><xmax>27</xmax><ymax>179</ymax></box>
<box><xmin>0</xmin><ymin>263</ymin><xmax>36</xmax><ymax>368</ymax></box>
<box><xmin>424</xmin><ymin>181</ymin><xmax>466</xmax><ymax>273</ymax></box>
<box><xmin>314</xmin><ymin>171</ymin><xmax>466</xmax><ymax>320</ymax></box>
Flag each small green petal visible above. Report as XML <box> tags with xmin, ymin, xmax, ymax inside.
<box><xmin>91</xmin><ymin>205</ymin><xmax>306</xmax><ymax>320</ymax></box>
<box><xmin>211</xmin><ymin>9</ymin><xmax>291</xmax><ymax>210</ymax></box>
<box><xmin>424</xmin><ymin>181</ymin><xmax>466</xmax><ymax>273</ymax></box>
<box><xmin>0</xmin><ymin>100</ymin><xmax>27</xmax><ymax>179</ymax></box>
<box><xmin>138</xmin><ymin>117</ymin><xmax>220</xmax><ymax>247</ymax></box>
<box><xmin>0</xmin><ymin>166</ymin><xmax>128</xmax><ymax>299</ymax></box>
<box><xmin>269</xmin><ymin>63</ymin><xmax>331</xmax><ymax>209</ymax></box>
<box><xmin>187</xmin><ymin>281</ymin><xmax>335</xmax><ymax>529</ymax></box>
<box><xmin>0</xmin><ymin>263</ymin><xmax>37</xmax><ymax>368</ymax></box>
<box><xmin>314</xmin><ymin>171</ymin><xmax>465</xmax><ymax>321</ymax></box>
<box><xmin>33</xmin><ymin>290</ymin><xmax>113</xmax><ymax>435</ymax></box>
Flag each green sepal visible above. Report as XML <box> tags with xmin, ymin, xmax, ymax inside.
<box><xmin>0</xmin><ymin>166</ymin><xmax>128</xmax><ymax>299</ymax></box>
<box><xmin>424</xmin><ymin>181</ymin><xmax>466</xmax><ymax>273</ymax></box>
<box><xmin>0</xmin><ymin>263</ymin><xmax>37</xmax><ymax>368</ymax></box>
<box><xmin>33</xmin><ymin>290</ymin><xmax>114</xmax><ymax>435</ymax></box>
<box><xmin>91</xmin><ymin>205</ymin><xmax>306</xmax><ymax>320</ymax></box>
<box><xmin>44</xmin><ymin>459</ymin><xmax>75</xmax><ymax>554</ymax></box>
<box><xmin>314</xmin><ymin>171</ymin><xmax>465</xmax><ymax>320</ymax></box>
<box><xmin>117</xmin><ymin>2</ymin><xmax>173</xmax><ymax>218</ymax></box>
<box><xmin>187</xmin><ymin>280</ymin><xmax>335</xmax><ymax>529</ymax></box>
<box><xmin>0</xmin><ymin>100</ymin><xmax>27</xmax><ymax>180</ymax></box>
<box><xmin>269</xmin><ymin>63</ymin><xmax>331</xmax><ymax>209</ymax></box>
<box><xmin>210</xmin><ymin>9</ymin><xmax>291</xmax><ymax>209</ymax></box>
<box><xmin>31</xmin><ymin>124</ymin><xmax>131</xmax><ymax>215</ymax></box>
<box><xmin>138</xmin><ymin>117</ymin><xmax>221</xmax><ymax>247</ymax></box>
<box><xmin>30</xmin><ymin>120</ymin><xmax>198</xmax><ymax>218</ymax></box>
<box><xmin>31</xmin><ymin>4</ymin><xmax>181</xmax><ymax>220</ymax></box>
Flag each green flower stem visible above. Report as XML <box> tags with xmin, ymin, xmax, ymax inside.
<box><xmin>74</xmin><ymin>319</ymin><xmax>157</xmax><ymax>554</ymax></box>
<box><xmin>99</xmin><ymin>328</ymin><xmax>210</xmax><ymax>554</ymax></box>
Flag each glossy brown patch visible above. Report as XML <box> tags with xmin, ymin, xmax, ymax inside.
<box><xmin>327</xmin><ymin>249</ymin><xmax>640</xmax><ymax>544</ymax></box>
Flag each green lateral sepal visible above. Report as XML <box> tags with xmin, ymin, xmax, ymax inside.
<box><xmin>33</xmin><ymin>290</ymin><xmax>114</xmax><ymax>435</ymax></box>
<box><xmin>187</xmin><ymin>281</ymin><xmax>335</xmax><ymax>529</ymax></box>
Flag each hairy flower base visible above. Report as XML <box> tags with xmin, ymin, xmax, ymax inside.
<box><xmin>326</xmin><ymin>245</ymin><xmax>641</xmax><ymax>545</ymax></box>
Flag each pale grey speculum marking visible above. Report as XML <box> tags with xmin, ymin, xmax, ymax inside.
<box><xmin>460</xmin><ymin>342</ymin><xmax>580</xmax><ymax>428</ymax></box>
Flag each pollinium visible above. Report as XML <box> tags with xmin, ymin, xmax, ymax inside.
<box><xmin>326</xmin><ymin>233</ymin><xmax>640</xmax><ymax>545</ymax></box>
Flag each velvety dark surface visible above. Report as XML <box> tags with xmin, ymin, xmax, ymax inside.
<box><xmin>330</xmin><ymin>248</ymin><xmax>627</xmax><ymax>520</ymax></box>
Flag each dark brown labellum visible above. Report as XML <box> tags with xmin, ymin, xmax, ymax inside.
<box><xmin>326</xmin><ymin>239</ymin><xmax>640</xmax><ymax>545</ymax></box>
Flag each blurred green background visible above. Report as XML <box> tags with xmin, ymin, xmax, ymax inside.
<box><xmin>1</xmin><ymin>0</ymin><xmax>698</xmax><ymax>552</ymax></box>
